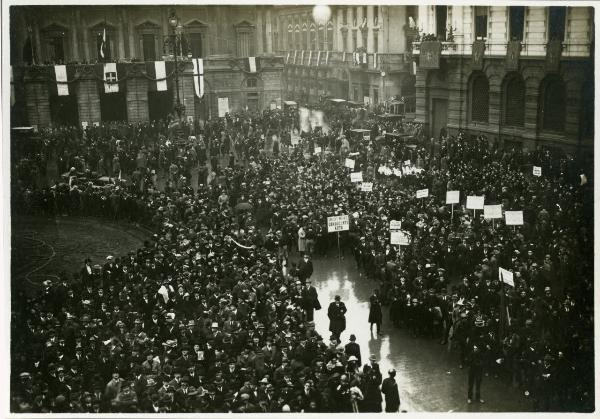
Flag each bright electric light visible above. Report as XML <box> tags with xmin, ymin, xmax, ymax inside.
<box><xmin>312</xmin><ymin>5</ymin><xmax>332</xmax><ymax>25</ymax></box>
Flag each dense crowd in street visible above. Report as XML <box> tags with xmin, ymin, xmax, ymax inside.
<box><xmin>10</xmin><ymin>103</ymin><xmax>593</xmax><ymax>413</ymax></box>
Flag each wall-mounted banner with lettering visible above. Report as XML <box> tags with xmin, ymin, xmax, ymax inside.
<box><xmin>483</xmin><ymin>204</ymin><xmax>503</xmax><ymax>219</ymax></box>
<box><xmin>505</xmin><ymin>211</ymin><xmax>524</xmax><ymax>225</ymax></box>
<box><xmin>466</xmin><ymin>196</ymin><xmax>485</xmax><ymax>210</ymax></box>
<box><xmin>327</xmin><ymin>215</ymin><xmax>350</xmax><ymax>232</ymax></box>
<box><xmin>416</xmin><ymin>189</ymin><xmax>429</xmax><ymax>199</ymax></box>
<box><xmin>446</xmin><ymin>190</ymin><xmax>460</xmax><ymax>204</ymax></box>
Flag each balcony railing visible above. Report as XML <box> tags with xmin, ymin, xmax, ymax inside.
<box><xmin>279</xmin><ymin>49</ymin><xmax>407</xmax><ymax>72</ymax></box>
<box><xmin>412</xmin><ymin>40</ymin><xmax>592</xmax><ymax>58</ymax></box>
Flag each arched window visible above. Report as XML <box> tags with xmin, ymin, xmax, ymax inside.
<box><xmin>469</xmin><ymin>72</ymin><xmax>489</xmax><ymax>123</ymax></box>
<box><xmin>309</xmin><ymin>24</ymin><xmax>317</xmax><ymax>50</ymax></box>
<box><xmin>503</xmin><ymin>74</ymin><xmax>525</xmax><ymax>127</ymax></box>
<box><xmin>318</xmin><ymin>24</ymin><xmax>325</xmax><ymax>50</ymax></box>
<box><xmin>287</xmin><ymin>24</ymin><xmax>293</xmax><ymax>49</ymax></box>
<box><xmin>302</xmin><ymin>24</ymin><xmax>308</xmax><ymax>50</ymax></box>
<box><xmin>294</xmin><ymin>25</ymin><xmax>301</xmax><ymax>50</ymax></box>
<box><xmin>540</xmin><ymin>76</ymin><xmax>566</xmax><ymax>132</ymax></box>
<box><xmin>246</xmin><ymin>78</ymin><xmax>257</xmax><ymax>88</ymax></box>
<box><xmin>326</xmin><ymin>22</ymin><xmax>334</xmax><ymax>50</ymax></box>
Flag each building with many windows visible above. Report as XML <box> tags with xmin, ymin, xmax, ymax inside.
<box><xmin>265</xmin><ymin>5</ymin><xmax>418</xmax><ymax>112</ymax></box>
<box><xmin>411</xmin><ymin>5</ymin><xmax>594</xmax><ymax>151</ymax></box>
<box><xmin>10</xmin><ymin>5</ymin><xmax>284</xmax><ymax>127</ymax></box>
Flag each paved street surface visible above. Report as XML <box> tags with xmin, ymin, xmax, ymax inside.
<box><xmin>310</xmin><ymin>253</ymin><xmax>535</xmax><ymax>413</ymax></box>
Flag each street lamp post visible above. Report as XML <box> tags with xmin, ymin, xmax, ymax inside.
<box><xmin>166</xmin><ymin>12</ymin><xmax>187</xmax><ymax>120</ymax></box>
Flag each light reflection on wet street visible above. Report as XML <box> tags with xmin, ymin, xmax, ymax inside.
<box><xmin>310</xmin><ymin>253</ymin><xmax>535</xmax><ymax>413</ymax></box>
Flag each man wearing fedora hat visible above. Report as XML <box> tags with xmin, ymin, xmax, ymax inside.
<box><xmin>381</xmin><ymin>369</ymin><xmax>401</xmax><ymax>412</ymax></box>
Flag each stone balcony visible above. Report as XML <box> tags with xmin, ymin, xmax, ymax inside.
<box><xmin>278</xmin><ymin>49</ymin><xmax>409</xmax><ymax>73</ymax></box>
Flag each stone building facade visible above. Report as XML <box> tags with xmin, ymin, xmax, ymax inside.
<box><xmin>412</xmin><ymin>5</ymin><xmax>594</xmax><ymax>152</ymax></box>
<box><xmin>10</xmin><ymin>5</ymin><xmax>284</xmax><ymax>127</ymax></box>
<box><xmin>262</xmin><ymin>5</ymin><xmax>418</xmax><ymax>112</ymax></box>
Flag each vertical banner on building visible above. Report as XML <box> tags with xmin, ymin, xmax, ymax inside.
<box><xmin>155</xmin><ymin>61</ymin><xmax>167</xmax><ymax>91</ymax></box>
<box><xmin>362</xmin><ymin>53</ymin><xmax>367</xmax><ymax>64</ymax></box>
<box><xmin>373</xmin><ymin>52</ymin><xmax>377</xmax><ymax>69</ymax></box>
<box><xmin>342</xmin><ymin>51</ymin><xmax>346</xmax><ymax>62</ymax></box>
<box><xmin>286</xmin><ymin>51</ymin><xmax>290</xmax><ymax>64</ymax></box>
<box><xmin>316</xmin><ymin>50</ymin><xmax>321</xmax><ymax>66</ymax></box>
<box><xmin>103</xmin><ymin>62</ymin><xmax>119</xmax><ymax>93</ymax></box>
<box><xmin>293</xmin><ymin>50</ymin><xmax>298</xmax><ymax>64</ymax></box>
<box><xmin>217</xmin><ymin>97</ymin><xmax>229</xmax><ymax>117</ymax></box>
<box><xmin>419</xmin><ymin>41</ymin><xmax>441</xmax><ymax>69</ymax></box>
<box><xmin>325</xmin><ymin>51</ymin><xmax>330</xmax><ymax>65</ymax></box>
<box><xmin>10</xmin><ymin>66</ymin><xmax>15</xmax><ymax>106</ymax></box>
<box><xmin>545</xmin><ymin>39</ymin><xmax>562</xmax><ymax>73</ymax></box>
<box><xmin>506</xmin><ymin>40</ymin><xmax>521</xmax><ymax>71</ymax></box>
<box><xmin>55</xmin><ymin>65</ymin><xmax>69</xmax><ymax>96</ymax></box>
<box><xmin>307</xmin><ymin>50</ymin><xmax>312</xmax><ymax>66</ymax></box>
<box><xmin>192</xmin><ymin>58</ymin><xmax>204</xmax><ymax>98</ymax></box>
<box><xmin>301</xmin><ymin>50</ymin><xmax>305</xmax><ymax>65</ymax></box>
<box><xmin>248</xmin><ymin>56</ymin><xmax>257</xmax><ymax>73</ymax></box>
<box><xmin>472</xmin><ymin>40</ymin><xmax>486</xmax><ymax>70</ymax></box>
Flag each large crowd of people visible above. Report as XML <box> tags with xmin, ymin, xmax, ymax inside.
<box><xmin>10</xmin><ymin>102</ymin><xmax>594</xmax><ymax>413</ymax></box>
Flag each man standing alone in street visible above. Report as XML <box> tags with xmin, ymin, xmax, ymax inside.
<box><xmin>381</xmin><ymin>369</ymin><xmax>401</xmax><ymax>412</ymax></box>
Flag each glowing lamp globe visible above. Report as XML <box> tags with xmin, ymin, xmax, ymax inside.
<box><xmin>312</xmin><ymin>5</ymin><xmax>332</xmax><ymax>25</ymax></box>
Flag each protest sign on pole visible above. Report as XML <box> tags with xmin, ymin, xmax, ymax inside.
<box><xmin>446</xmin><ymin>191</ymin><xmax>460</xmax><ymax>204</ymax></box>
<box><xmin>327</xmin><ymin>215</ymin><xmax>350</xmax><ymax>232</ymax></box>
<box><xmin>314</xmin><ymin>146</ymin><xmax>322</xmax><ymax>154</ymax></box>
<box><xmin>499</xmin><ymin>267</ymin><xmax>515</xmax><ymax>287</ymax></box>
<box><xmin>389</xmin><ymin>220</ymin><xmax>402</xmax><ymax>230</ymax></box>
<box><xmin>390</xmin><ymin>230</ymin><xmax>410</xmax><ymax>246</ymax></box>
<box><xmin>350</xmin><ymin>172</ymin><xmax>363</xmax><ymax>183</ymax></box>
<box><xmin>345</xmin><ymin>158</ymin><xmax>355</xmax><ymax>169</ymax></box>
<box><xmin>505</xmin><ymin>211</ymin><xmax>524</xmax><ymax>225</ymax></box>
<box><xmin>416</xmin><ymin>189</ymin><xmax>429</xmax><ymax>199</ymax></box>
<box><xmin>533</xmin><ymin>166</ymin><xmax>542</xmax><ymax>177</ymax></box>
<box><xmin>466</xmin><ymin>196</ymin><xmax>485</xmax><ymax>210</ymax></box>
<box><xmin>360</xmin><ymin>182</ymin><xmax>373</xmax><ymax>192</ymax></box>
<box><xmin>483</xmin><ymin>204</ymin><xmax>503</xmax><ymax>219</ymax></box>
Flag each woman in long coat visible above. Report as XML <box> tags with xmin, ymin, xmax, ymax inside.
<box><xmin>368</xmin><ymin>290</ymin><xmax>383</xmax><ymax>335</ymax></box>
<box><xmin>328</xmin><ymin>295</ymin><xmax>347</xmax><ymax>341</ymax></box>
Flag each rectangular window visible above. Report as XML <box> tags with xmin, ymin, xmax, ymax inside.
<box><xmin>474</xmin><ymin>7</ymin><xmax>488</xmax><ymax>40</ymax></box>
<box><xmin>352</xmin><ymin>8</ymin><xmax>357</xmax><ymax>26</ymax></box>
<box><xmin>342</xmin><ymin>31</ymin><xmax>348</xmax><ymax>51</ymax></box>
<box><xmin>142</xmin><ymin>34</ymin><xmax>156</xmax><ymax>61</ymax></box>
<box><xmin>352</xmin><ymin>30</ymin><xmax>358</xmax><ymax>50</ymax></box>
<box><xmin>373</xmin><ymin>88</ymin><xmax>379</xmax><ymax>104</ymax></box>
<box><xmin>373</xmin><ymin>31</ymin><xmax>378</xmax><ymax>52</ymax></box>
<box><xmin>353</xmin><ymin>85</ymin><xmax>359</xmax><ymax>100</ymax></box>
<box><xmin>362</xmin><ymin>6</ymin><xmax>368</xmax><ymax>22</ymax></box>
<box><xmin>374</xmin><ymin>6</ymin><xmax>379</xmax><ymax>25</ymax></box>
<box><xmin>189</xmin><ymin>33</ymin><xmax>203</xmax><ymax>58</ymax></box>
<box><xmin>509</xmin><ymin>6</ymin><xmax>525</xmax><ymax>41</ymax></box>
<box><xmin>342</xmin><ymin>8</ymin><xmax>347</xmax><ymax>25</ymax></box>
<box><xmin>436</xmin><ymin>6</ymin><xmax>447</xmax><ymax>41</ymax></box>
<box><xmin>548</xmin><ymin>6</ymin><xmax>567</xmax><ymax>41</ymax></box>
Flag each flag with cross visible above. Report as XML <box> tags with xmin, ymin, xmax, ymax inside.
<box><xmin>103</xmin><ymin>62</ymin><xmax>119</xmax><ymax>93</ymax></box>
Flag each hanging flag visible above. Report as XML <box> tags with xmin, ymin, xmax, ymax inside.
<box><xmin>316</xmin><ymin>50</ymin><xmax>321</xmax><ymax>66</ymax></box>
<box><xmin>286</xmin><ymin>51</ymin><xmax>290</xmax><ymax>64</ymax></box>
<box><xmin>10</xmin><ymin>66</ymin><xmax>15</xmax><ymax>106</ymax></box>
<box><xmin>55</xmin><ymin>65</ymin><xmax>69</xmax><ymax>96</ymax></box>
<box><xmin>373</xmin><ymin>52</ymin><xmax>377</xmax><ymax>69</ymax></box>
<box><xmin>100</xmin><ymin>27</ymin><xmax>107</xmax><ymax>60</ymax></box>
<box><xmin>155</xmin><ymin>61</ymin><xmax>167</xmax><ymax>91</ymax></box>
<box><xmin>248</xmin><ymin>56</ymin><xmax>257</xmax><ymax>73</ymax></box>
<box><xmin>362</xmin><ymin>52</ymin><xmax>367</xmax><ymax>64</ymax></box>
<box><xmin>293</xmin><ymin>50</ymin><xmax>297</xmax><ymax>64</ymax></box>
<box><xmin>307</xmin><ymin>50</ymin><xmax>312</xmax><ymax>66</ymax></box>
<box><xmin>325</xmin><ymin>51</ymin><xmax>330</xmax><ymax>65</ymax></box>
<box><xmin>103</xmin><ymin>62</ymin><xmax>119</xmax><ymax>93</ymax></box>
<box><xmin>192</xmin><ymin>58</ymin><xmax>204</xmax><ymax>98</ymax></box>
<box><xmin>301</xmin><ymin>50</ymin><xmax>305</xmax><ymax>65</ymax></box>
<box><xmin>342</xmin><ymin>51</ymin><xmax>346</xmax><ymax>62</ymax></box>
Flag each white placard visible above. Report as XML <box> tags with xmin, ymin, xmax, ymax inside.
<box><xmin>390</xmin><ymin>230</ymin><xmax>410</xmax><ymax>246</ymax></box>
<box><xmin>361</xmin><ymin>182</ymin><xmax>373</xmax><ymax>192</ymax></box>
<box><xmin>364</xmin><ymin>134</ymin><xmax>371</xmax><ymax>142</ymax></box>
<box><xmin>327</xmin><ymin>215</ymin><xmax>350</xmax><ymax>232</ymax></box>
<box><xmin>466</xmin><ymin>196</ymin><xmax>485</xmax><ymax>210</ymax></box>
<box><xmin>350</xmin><ymin>172</ymin><xmax>363</xmax><ymax>183</ymax></box>
<box><xmin>81</xmin><ymin>121</ymin><xmax>88</xmax><ymax>129</ymax></box>
<box><xmin>483</xmin><ymin>204</ymin><xmax>503</xmax><ymax>219</ymax></box>
<box><xmin>92</xmin><ymin>122</ymin><xmax>99</xmax><ymax>127</ymax></box>
<box><xmin>499</xmin><ymin>267</ymin><xmax>515</xmax><ymax>287</ymax></box>
<box><xmin>270</xmin><ymin>102</ymin><xmax>277</xmax><ymax>110</ymax></box>
<box><xmin>533</xmin><ymin>166</ymin><xmax>542</xmax><ymax>177</ymax></box>
<box><xmin>416</xmin><ymin>189</ymin><xmax>429</xmax><ymax>199</ymax></box>
<box><xmin>345</xmin><ymin>158</ymin><xmax>355</xmax><ymax>169</ymax></box>
<box><xmin>314</xmin><ymin>146</ymin><xmax>322</xmax><ymax>154</ymax></box>
<box><xmin>393</xmin><ymin>168</ymin><xmax>403</xmax><ymax>177</ymax></box>
<box><xmin>389</xmin><ymin>220</ymin><xmax>402</xmax><ymax>230</ymax></box>
<box><xmin>404</xmin><ymin>160</ymin><xmax>411</xmax><ymax>166</ymax></box>
<box><xmin>446</xmin><ymin>190</ymin><xmax>460</xmax><ymax>204</ymax></box>
<box><xmin>217</xmin><ymin>97</ymin><xmax>229</xmax><ymax>117</ymax></box>
<box><xmin>505</xmin><ymin>211</ymin><xmax>524</xmax><ymax>225</ymax></box>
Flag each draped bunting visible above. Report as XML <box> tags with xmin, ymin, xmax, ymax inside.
<box><xmin>55</xmin><ymin>65</ymin><xmax>69</xmax><ymax>96</ymax></box>
<box><xmin>472</xmin><ymin>40</ymin><xmax>486</xmax><ymax>70</ymax></box>
<box><xmin>506</xmin><ymin>40</ymin><xmax>521</xmax><ymax>71</ymax></box>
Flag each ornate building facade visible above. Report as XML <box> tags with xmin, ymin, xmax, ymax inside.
<box><xmin>10</xmin><ymin>5</ymin><xmax>284</xmax><ymax>127</ymax></box>
<box><xmin>264</xmin><ymin>5</ymin><xmax>418</xmax><ymax>112</ymax></box>
<box><xmin>411</xmin><ymin>5</ymin><xmax>594</xmax><ymax>151</ymax></box>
